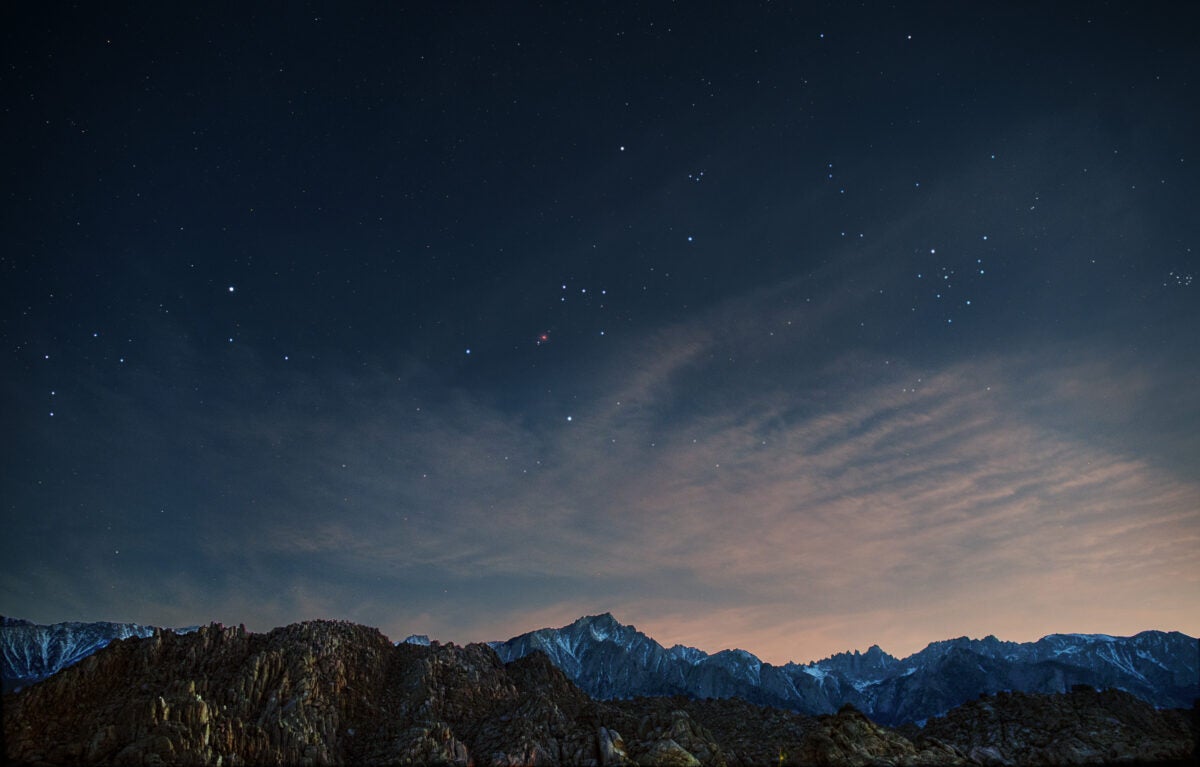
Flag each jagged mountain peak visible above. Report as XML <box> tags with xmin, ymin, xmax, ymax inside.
<box><xmin>669</xmin><ymin>643</ymin><xmax>708</xmax><ymax>665</ymax></box>
<box><xmin>400</xmin><ymin>633</ymin><xmax>432</xmax><ymax>646</ymax></box>
<box><xmin>6</xmin><ymin>615</ymin><xmax>1196</xmax><ymax>732</ymax></box>
<box><xmin>488</xmin><ymin>618</ymin><xmax>1197</xmax><ymax>726</ymax></box>
<box><xmin>571</xmin><ymin>611</ymin><xmax>630</xmax><ymax>639</ymax></box>
<box><xmin>578</xmin><ymin>610</ymin><xmax>620</xmax><ymax>626</ymax></box>
<box><xmin>815</xmin><ymin>643</ymin><xmax>899</xmax><ymax>673</ymax></box>
<box><xmin>2</xmin><ymin>616</ymin><xmax>34</xmax><ymax>627</ymax></box>
<box><xmin>5</xmin><ymin>617</ymin><xmax>1194</xmax><ymax>767</ymax></box>
<box><xmin>712</xmin><ymin>647</ymin><xmax>756</xmax><ymax>658</ymax></box>
<box><xmin>862</xmin><ymin>644</ymin><xmax>892</xmax><ymax>661</ymax></box>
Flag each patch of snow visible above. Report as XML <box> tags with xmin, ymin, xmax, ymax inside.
<box><xmin>553</xmin><ymin>631</ymin><xmax>576</xmax><ymax>660</ymax></box>
<box><xmin>1066</xmin><ymin>633</ymin><xmax>1117</xmax><ymax>642</ymax></box>
<box><xmin>1098</xmin><ymin>645</ymin><xmax>1146</xmax><ymax>681</ymax></box>
<box><xmin>802</xmin><ymin>665</ymin><xmax>827</xmax><ymax>680</ymax></box>
<box><xmin>852</xmin><ymin>678</ymin><xmax>880</xmax><ymax>692</ymax></box>
<box><xmin>670</xmin><ymin>644</ymin><xmax>706</xmax><ymax>665</ymax></box>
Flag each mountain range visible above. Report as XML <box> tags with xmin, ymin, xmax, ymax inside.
<box><xmin>5</xmin><ymin>612</ymin><xmax>1196</xmax><ymax>727</ymax></box>
<box><xmin>5</xmin><ymin>619</ymin><xmax>1196</xmax><ymax>766</ymax></box>
<box><xmin>488</xmin><ymin>613</ymin><xmax>1200</xmax><ymax>725</ymax></box>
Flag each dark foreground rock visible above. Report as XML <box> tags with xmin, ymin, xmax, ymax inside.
<box><xmin>2</xmin><ymin>620</ymin><xmax>1193</xmax><ymax>766</ymax></box>
<box><xmin>608</xmin><ymin>697</ymin><xmax>965</xmax><ymax>766</ymax></box>
<box><xmin>1</xmin><ymin>617</ymin><xmax>165</xmax><ymax>693</ymax></box>
<box><xmin>913</xmin><ymin>685</ymin><xmax>1197</xmax><ymax>766</ymax></box>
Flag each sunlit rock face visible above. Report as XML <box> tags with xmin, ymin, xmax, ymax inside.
<box><xmin>4</xmin><ymin>621</ymin><xmax>390</xmax><ymax>766</ymax></box>
<box><xmin>2</xmin><ymin>620</ymin><xmax>621</xmax><ymax>766</ymax></box>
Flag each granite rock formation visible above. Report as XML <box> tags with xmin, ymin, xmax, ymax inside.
<box><xmin>5</xmin><ymin>621</ymin><xmax>389</xmax><ymax>765</ymax></box>
<box><xmin>8</xmin><ymin>613</ymin><xmax>1197</xmax><ymax>728</ymax></box>
<box><xmin>1</xmin><ymin>617</ymin><xmax>161</xmax><ymax>693</ymax></box>
<box><xmin>913</xmin><ymin>685</ymin><xmax>1198</xmax><ymax>766</ymax></box>
<box><xmin>607</xmin><ymin>697</ymin><xmax>965</xmax><ymax>767</ymax></box>
<box><xmin>4</xmin><ymin>619</ymin><xmax>1195</xmax><ymax>766</ymax></box>
<box><xmin>0</xmin><ymin>624</ymin><xmax>926</xmax><ymax>767</ymax></box>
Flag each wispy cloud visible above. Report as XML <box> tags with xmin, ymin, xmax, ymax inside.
<box><xmin>5</xmin><ymin>236</ymin><xmax>1197</xmax><ymax>665</ymax></box>
<box><xmin>133</xmin><ymin>297</ymin><xmax>1195</xmax><ymax>661</ymax></box>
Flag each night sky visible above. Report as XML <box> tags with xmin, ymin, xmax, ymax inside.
<box><xmin>3</xmin><ymin>3</ymin><xmax>1198</xmax><ymax>664</ymax></box>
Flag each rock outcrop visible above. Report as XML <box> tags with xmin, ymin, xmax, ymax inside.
<box><xmin>7</xmin><ymin>621</ymin><xmax>630</xmax><ymax>767</ymax></box>
<box><xmin>10</xmin><ymin>613</ymin><xmax>1198</xmax><ymax>729</ymax></box>
<box><xmin>607</xmin><ymin>697</ymin><xmax>965</xmax><ymax>767</ymax></box>
<box><xmin>1</xmin><ymin>617</ymin><xmax>165</xmax><ymax>693</ymax></box>
<box><xmin>914</xmin><ymin>685</ymin><xmax>1198</xmax><ymax>766</ymax></box>
<box><xmin>5</xmin><ymin>620</ymin><xmax>391</xmax><ymax>766</ymax></box>
<box><xmin>4</xmin><ymin>620</ymin><xmax>1193</xmax><ymax>766</ymax></box>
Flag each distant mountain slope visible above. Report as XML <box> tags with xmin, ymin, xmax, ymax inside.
<box><xmin>2</xmin><ymin>616</ymin><xmax>155</xmax><ymax>693</ymax></box>
<box><xmin>4</xmin><ymin>619</ymin><xmax>978</xmax><ymax>766</ymax></box>
<box><xmin>0</xmin><ymin>616</ymin><xmax>195</xmax><ymax>693</ymax></box>
<box><xmin>12</xmin><ymin>618</ymin><xmax>1190</xmax><ymax>766</ymax></box>
<box><xmin>6</xmin><ymin>612</ymin><xmax>1197</xmax><ymax>727</ymax></box>
<box><xmin>491</xmin><ymin>613</ymin><xmax>1200</xmax><ymax>725</ymax></box>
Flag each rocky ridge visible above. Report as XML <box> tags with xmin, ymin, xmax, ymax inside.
<box><xmin>7</xmin><ymin>613</ymin><xmax>1196</xmax><ymax>728</ymax></box>
<box><xmin>4</xmin><ymin>619</ymin><xmax>967</xmax><ymax>766</ymax></box>
<box><xmin>1</xmin><ymin>617</ymin><xmax>166</xmax><ymax>693</ymax></box>
<box><xmin>491</xmin><ymin>614</ymin><xmax>1200</xmax><ymax>725</ymax></box>
<box><xmin>914</xmin><ymin>685</ymin><xmax>1198</xmax><ymax>766</ymax></box>
<box><xmin>5</xmin><ymin>619</ymin><xmax>1195</xmax><ymax>766</ymax></box>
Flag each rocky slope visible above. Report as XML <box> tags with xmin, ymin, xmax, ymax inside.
<box><xmin>914</xmin><ymin>685</ymin><xmax>1198</xmax><ymax>766</ymax></box>
<box><xmin>607</xmin><ymin>696</ymin><xmax>965</xmax><ymax>767</ymax></box>
<box><xmin>9</xmin><ymin>612</ymin><xmax>1196</xmax><ymax>728</ymax></box>
<box><xmin>491</xmin><ymin>614</ymin><xmax>1200</xmax><ymax>725</ymax></box>
<box><xmin>1</xmin><ymin>617</ymin><xmax>165</xmax><ymax>693</ymax></box>
<box><xmin>4</xmin><ymin>619</ymin><xmax>973</xmax><ymax>766</ymax></box>
<box><xmin>6</xmin><ymin>619</ymin><xmax>1195</xmax><ymax>766</ymax></box>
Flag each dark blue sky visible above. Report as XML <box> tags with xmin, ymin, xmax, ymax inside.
<box><xmin>3</xmin><ymin>3</ymin><xmax>1198</xmax><ymax>661</ymax></box>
